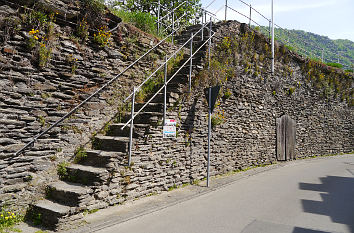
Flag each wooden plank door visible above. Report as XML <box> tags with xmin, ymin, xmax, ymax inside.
<box><xmin>276</xmin><ymin>115</ymin><xmax>296</xmax><ymax>161</ymax></box>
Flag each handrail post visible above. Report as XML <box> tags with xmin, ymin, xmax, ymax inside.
<box><xmin>185</xmin><ymin>2</ymin><xmax>188</xmax><ymax>25</ymax></box>
<box><xmin>208</xmin><ymin>18</ymin><xmax>212</xmax><ymax>69</ymax></box>
<box><xmin>163</xmin><ymin>56</ymin><xmax>167</xmax><ymax>125</ymax></box>
<box><xmin>157</xmin><ymin>0</ymin><xmax>161</xmax><ymax>34</ymax></box>
<box><xmin>249</xmin><ymin>4</ymin><xmax>251</xmax><ymax>27</ymax></box>
<box><xmin>271</xmin><ymin>0</ymin><xmax>274</xmax><ymax>74</ymax></box>
<box><xmin>225</xmin><ymin>0</ymin><xmax>228</xmax><ymax>21</ymax></box>
<box><xmin>172</xmin><ymin>10</ymin><xmax>175</xmax><ymax>43</ymax></box>
<box><xmin>189</xmin><ymin>33</ymin><xmax>193</xmax><ymax>92</ymax></box>
<box><xmin>128</xmin><ymin>87</ymin><xmax>136</xmax><ymax>166</ymax></box>
<box><xmin>268</xmin><ymin>20</ymin><xmax>271</xmax><ymax>40</ymax></box>
<box><xmin>201</xmin><ymin>9</ymin><xmax>204</xmax><ymax>41</ymax></box>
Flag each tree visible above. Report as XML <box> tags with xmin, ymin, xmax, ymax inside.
<box><xmin>107</xmin><ymin>0</ymin><xmax>201</xmax><ymax>26</ymax></box>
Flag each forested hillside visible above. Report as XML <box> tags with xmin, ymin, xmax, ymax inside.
<box><xmin>257</xmin><ymin>26</ymin><xmax>354</xmax><ymax>70</ymax></box>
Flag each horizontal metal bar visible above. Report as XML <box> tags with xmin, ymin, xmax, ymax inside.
<box><xmin>121</xmin><ymin>33</ymin><xmax>215</xmax><ymax>130</ymax></box>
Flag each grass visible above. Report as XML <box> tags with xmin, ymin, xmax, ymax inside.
<box><xmin>112</xmin><ymin>9</ymin><xmax>157</xmax><ymax>36</ymax></box>
<box><xmin>73</xmin><ymin>146</ymin><xmax>87</xmax><ymax>163</ymax></box>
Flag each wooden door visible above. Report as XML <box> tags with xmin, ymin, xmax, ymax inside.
<box><xmin>276</xmin><ymin>115</ymin><xmax>296</xmax><ymax>161</ymax></box>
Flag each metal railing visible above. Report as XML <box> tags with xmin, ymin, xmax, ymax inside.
<box><xmin>13</xmin><ymin>0</ymin><xmax>216</xmax><ymax>157</ymax></box>
<box><xmin>13</xmin><ymin>6</ymin><xmax>201</xmax><ymax>157</ymax></box>
<box><xmin>13</xmin><ymin>0</ymin><xmax>352</xmax><ymax>158</ymax></box>
<box><xmin>121</xmin><ymin>18</ymin><xmax>215</xmax><ymax>165</ymax></box>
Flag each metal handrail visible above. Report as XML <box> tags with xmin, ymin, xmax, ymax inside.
<box><xmin>124</xmin><ymin>21</ymin><xmax>210</xmax><ymax>102</ymax></box>
<box><xmin>13</xmin><ymin>0</ymin><xmax>351</xmax><ymax>157</ymax></box>
<box><xmin>227</xmin><ymin>6</ymin><xmax>263</xmax><ymax>29</ymax></box>
<box><xmin>13</xmin><ymin>23</ymin><xmax>186</xmax><ymax>157</ymax></box>
<box><xmin>157</xmin><ymin>0</ymin><xmax>188</xmax><ymax>23</ymax></box>
<box><xmin>161</xmin><ymin>12</ymin><xmax>187</xmax><ymax>34</ymax></box>
<box><xmin>121</xmin><ymin>32</ymin><xmax>216</xmax><ymax>130</ymax></box>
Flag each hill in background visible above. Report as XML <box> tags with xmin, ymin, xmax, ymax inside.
<box><xmin>257</xmin><ymin>26</ymin><xmax>354</xmax><ymax>70</ymax></box>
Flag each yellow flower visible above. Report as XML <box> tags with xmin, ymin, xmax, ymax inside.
<box><xmin>1</xmin><ymin>214</ymin><xmax>3</xmax><ymax>217</ymax></box>
<box><xmin>5</xmin><ymin>217</ymin><xmax>8</xmax><ymax>220</ymax></box>
<box><xmin>34</xmin><ymin>36</ymin><xmax>39</xmax><ymax>40</ymax></box>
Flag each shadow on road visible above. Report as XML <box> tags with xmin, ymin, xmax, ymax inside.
<box><xmin>292</xmin><ymin>227</ymin><xmax>332</xmax><ymax>233</ymax></box>
<box><xmin>299</xmin><ymin>175</ymin><xmax>354</xmax><ymax>233</ymax></box>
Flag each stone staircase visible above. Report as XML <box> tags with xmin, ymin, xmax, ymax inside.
<box><xmin>27</xmin><ymin>23</ymin><xmax>216</xmax><ymax>230</ymax></box>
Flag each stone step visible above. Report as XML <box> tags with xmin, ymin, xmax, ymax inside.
<box><xmin>135</xmin><ymin>103</ymin><xmax>163</xmax><ymax>112</ymax></box>
<box><xmin>82</xmin><ymin>150</ymin><xmax>127</xmax><ymax>167</ymax></box>
<box><xmin>93</xmin><ymin>135</ymin><xmax>130</xmax><ymax>152</ymax></box>
<box><xmin>29</xmin><ymin>199</ymin><xmax>72</xmax><ymax>229</ymax></box>
<box><xmin>66</xmin><ymin>164</ymin><xmax>110</xmax><ymax>186</ymax></box>
<box><xmin>123</xmin><ymin>112</ymin><xmax>164</xmax><ymax>125</ymax></box>
<box><xmin>107</xmin><ymin>123</ymin><xmax>150</xmax><ymax>138</ymax></box>
<box><xmin>47</xmin><ymin>181</ymin><xmax>93</xmax><ymax>207</ymax></box>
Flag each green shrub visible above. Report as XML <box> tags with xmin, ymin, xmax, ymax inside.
<box><xmin>74</xmin><ymin>146</ymin><xmax>87</xmax><ymax>163</ymax></box>
<box><xmin>57</xmin><ymin>162</ymin><xmax>70</xmax><ymax>180</ymax></box>
<box><xmin>113</xmin><ymin>9</ymin><xmax>157</xmax><ymax>35</ymax></box>
<box><xmin>326</xmin><ymin>62</ymin><xmax>343</xmax><ymax>69</ymax></box>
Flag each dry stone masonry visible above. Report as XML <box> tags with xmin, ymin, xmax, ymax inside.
<box><xmin>0</xmin><ymin>2</ymin><xmax>353</xmax><ymax>229</ymax></box>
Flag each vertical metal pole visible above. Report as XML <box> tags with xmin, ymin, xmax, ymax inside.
<box><xmin>249</xmin><ymin>4</ymin><xmax>251</xmax><ymax>27</ymax></box>
<box><xmin>157</xmin><ymin>0</ymin><xmax>161</xmax><ymax>34</ymax></box>
<box><xmin>337</xmin><ymin>52</ymin><xmax>340</xmax><ymax>64</ymax></box>
<box><xmin>225</xmin><ymin>0</ymin><xmax>228</xmax><ymax>21</ymax></box>
<box><xmin>172</xmin><ymin>10</ymin><xmax>175</xmax><ymax>44</ymax></box>
<box><xmin>204</xmin><ymin>9</ymin><xmax>207</xmax><ymax>23</ymax></box>
<box><xmin>189</xmin><ymin>33</ymin><xmax>193</xmax><ymax>92</ymax></box>
<box><xmin>128</xmin><ymin>87</ymin><xmax>135</xmax><ymax>166</ymax></box>
<box><xmin>201</xmin><ymin>9</ymin><xmax>204</xmax><ymax>41</ymax></box>
<box><xmin>208</xmin><ymin>18</ymin><xmax>212</xmax><ymax>69</ymax></box>
<box><xmin>163</xmin><ymin>56</ymin><xmax>167</xmax><ymax>126</ymax></box>
<box><xmin>185</xmin><ymin>2</ymin><xmax>188</xmax><ymax>24</ymax></box>
<box><xmin>268</xmin><ymin>20</ymin><xmax>271</xmax><ymax>39</ymax></box>
<box><xmin>271</xmin><ymin>0</ymin><xmax>275</xmax><ymax>74</ymax></box>
<box><xmin>207</xmin><ymin>87</ymin><xmax>211</xmax><ymax>187</ymax></box>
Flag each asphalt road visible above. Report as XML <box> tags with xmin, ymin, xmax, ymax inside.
<box><xmin>96</xmin><ymin>155</ymin><xmax>354</xmax><ymax>233</ymax></box>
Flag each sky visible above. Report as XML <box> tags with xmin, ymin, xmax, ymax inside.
<box><xmin>200</xmin><ymin>0</ymin><xmax>354</xmax><ymax>42</ymax></box>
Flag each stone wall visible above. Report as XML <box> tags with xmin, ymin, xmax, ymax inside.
<box><xmin>103</xmin><ymin>21</ymin><xmax>353</xmax><ymax>201</ymax></box>
<box><xmin>0</xmin><ymin>8</ymin><xmax>353</xmax><ymax>216</ymax></box>
<box><xmin>0</xmin><ymin>2</ymin><xmax>179</xmax><ymax>210</ymax></box>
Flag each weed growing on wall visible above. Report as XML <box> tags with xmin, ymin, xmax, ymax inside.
<box><xmin>0</xmin><ymin>207</ymin><xmax>22</xmax><ymax>232</ymax></box>
<box><xmin>24</xmin><ymin>11</ymin><xmax>57</xmax><ymax>68</ymax></box>
<box><xmin>76</xmin><ymin>17</ymin><xmax>89</xmax><ymax>42</ymax></box>
<box><xmin>93</xmin><ymin>26</ymin><xmax>112</xmax><ymax>47</ymax></box>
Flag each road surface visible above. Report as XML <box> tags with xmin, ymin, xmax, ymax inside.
<box><xmin>96</xmin><ymin>155</ymin><xmax>354</xmax><ymax>233</ymax></box>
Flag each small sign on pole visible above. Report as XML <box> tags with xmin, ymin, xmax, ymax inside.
<box><xmin>165</xmin><ymin>119</ymin><xmax>177</xmax><ymax>126</ymax></box>
<box><xmin>163</xmin><ymin>119</ymin><xmax>176</xmax><ymax>138</ymax></box>
<box><xmin>163</xmin><ymin>126</ymin><xmax>176</xmax><ymax>138</ymax></box>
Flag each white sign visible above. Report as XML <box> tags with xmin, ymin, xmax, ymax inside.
<box><xmin>165</xmin><ymin>119</ymin><xmax>177</xmax><ymax>126</ymax></box>
<box><xmin>163</xmin><ymin>126</ymin><xmax>176</xmax><ymax>138</ymax></box>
